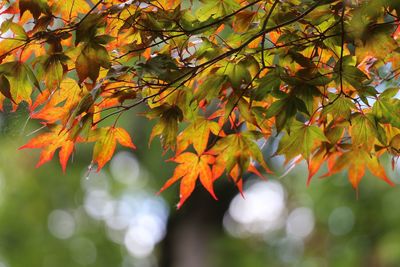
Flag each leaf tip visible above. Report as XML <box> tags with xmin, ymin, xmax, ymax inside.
<box><xmin>306</xmin><ymin>173</ymin><xmax>314</xmax><ymax>187</ymax></box>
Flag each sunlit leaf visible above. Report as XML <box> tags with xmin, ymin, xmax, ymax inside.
<box><xmin>91</xmin><ymin>127</ymin><xmax>136</xmax><ymax>171</ymax></box>
<box><xmin>158</xmin><ymin>152</ymin><xmax>217</xmax><ymax>208</ymax></box>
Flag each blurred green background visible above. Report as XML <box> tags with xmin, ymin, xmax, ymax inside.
<box><xmin>0</xmin><ymin>106</ymin><xmax>400</xmax><ymax>267</ymax></box>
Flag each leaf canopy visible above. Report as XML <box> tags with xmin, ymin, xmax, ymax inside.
<box><xmin>1</xmin><ymin>0</ymin><xmax>400</xmax><ymax>207</ymax></box>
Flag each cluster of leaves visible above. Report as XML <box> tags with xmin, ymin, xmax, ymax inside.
<box><xmin>1</xmin><ymin>0</ymin><xmax>400</xmax><ymax>207</ymax></box>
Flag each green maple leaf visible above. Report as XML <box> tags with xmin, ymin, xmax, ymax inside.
<box><xmin>177</xmin><ymin>117</ymin><xmax>220</xmax><ymax>155</ymax></box>
<box><xmin>147</xmin><ymin>104</ymin><xmax>184</xmax><ymax>150</ymax></box>
<box><xmin>321</xmin><ymin>94</ymin><xmax>356</xmax><ymax>120</ymax></box>
<box><xmin>277</xmin><ymin>121</ymin><xmax>328</xmax><ymax>160</ymax></box>
<box><xmin>372</xmin><ymin>89</ymin><xmax>400</xmax><ymax>128</ymax></box>
<box><xmin>212</xmin><ymin>131</ymin><xmax>269</xmax><ymax>176</ymax></box>
<box><xmin>265</xmin><ymin>95</ymin><xmax>309</xmax><ymax>132</ymax></box>
<box><xmin>0</xmin><ymin>61</ymin><xmax>39</xmax><ymax>106</ymax></box>
<box><xmin>350</xmin><ymin>113</ymin><xmax>378</xmax><ymax>151</ymax></box>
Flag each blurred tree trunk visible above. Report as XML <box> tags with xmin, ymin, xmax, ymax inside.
<box><xmin>159</xmin><ymin>182</ymin><xmax>237</xmax><ymax>267</ymax></box>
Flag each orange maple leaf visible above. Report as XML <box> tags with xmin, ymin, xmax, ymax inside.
<box><xmin>322</xmin><ymin>149</ymin><xmax>394</xmax><ymax>189</ymax></box>
<box><xmin>158</xmin><ymin>152</ymin><xmax>217</xmax><ymax>209</ymax></box>
<box><xmin>91</xmin><ymin>127</ymin><xmax>136</xmax><ymax>171</ymax></box>
<box><xmin>19</xmin><ymin>126</ymin><xmax>75</xmax><ymax>172</ymax></box>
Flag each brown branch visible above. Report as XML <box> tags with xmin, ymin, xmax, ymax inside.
<box><xmin>261</xmin><ymin>0</ymin><xmax>279</xmax><ymax>68</ymax></box>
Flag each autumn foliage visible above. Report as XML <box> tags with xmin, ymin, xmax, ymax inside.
<box><xmin>1</xmin><ymin>0</ymin><xmax>400</xmax><ymax>207</ymax></box>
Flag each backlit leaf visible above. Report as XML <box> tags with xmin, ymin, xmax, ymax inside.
<box><xmin>158</xmin><ymin>152</ymin><xmax>217</xmax><ymax>208</ymax></box>
<box><xmin>177</xmin><ymin>117</ymin><xmax>220</xmax><ymax>155</ymax></box>
<box><xmin>92</xmin><ymin>127</ymin><xmax>136</xmax><ymax>171</ymax></box>
<box><xmin>325</xmin><ymin>149</ymin><xmax>394</xmax><ymax>189</ymax></box>
<box><xmin>19</xmin><ymin>126</ymin><xmax>75</xmax><ymax>172</ymax></box>
<box><xmin>277</xmin><ymin>121</ymin><xmax>328</xmax><ymax>161</ymax></box>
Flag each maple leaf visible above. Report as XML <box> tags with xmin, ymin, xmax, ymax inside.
<box><xmin>91</xmin><ymin>127</ymin><xmax>136</xmax><ymax>171</ymax></box>
<box><xmin>76</xmin><ymin>42</ymin><xmax>110</xmax><ymax>83</ymax></box>
<box><xmin>277</xmin><ymin>121</ymin><xmax>328</xmax><ymax>162</ymax></box>
<box><xmin>0</xmin><ymin>61</ymin><xmax>40</xmax><ymax>108</ymax></box>
<box><xmin>176</xmin><ymin>117</ymin><xmax>220</xmax><ymax>155</ymax></box>
<box><xmin>30</xmin><ymin>78</ymin><xmax>84</xmax><ymax>124</ymax></box>
<box><xmin>232</xmin><ymin>11</ymin><xmax>257</xmax><ymax>33</ymax></box>
<box><xmin>19</xmin><ymin>126</ymin><xmax>75</xmax><ymax>172</ymax></box>
<box><xmin>306</xmin><ymin>122</ymin><xmax>347</xmax><ymax>185</ymax></box>
<box><xmin>147</xmin><ymin>104</ymin><xmax>183</xmax><ymax>150</ymax></box>
<box><xmin>321</xmin><ymin>94</ymin><xmax>356</xmax><ymax>120</ymax></box>
<box><xmin>350</xmin><ymin>113</ymin><xmax>379</xmax><ymax>151</ymax></box>
<box><xmin>37</xmin><ymin>53</ymin><xmax>69</xmax><ymax>89</ymax></box>
<box><xmin>3</xmin><ymin>0</ymin><xmax>400</xmax><ymax>205</ymax></box>
<box><xmin>194</xmin><ymin>75</ymin><xmax>227</xmax><ymax>103</ymax></box>
<box><xmin>306</xmin><ymin>147</ymin><xmax>327</xmax><ymax>186</ymax></box>
<box><xmin>265</xmin><ymin>95</ymin><xmax>309</xmax><ymax>132</ymax></box>
<box><xmin>372</xmin><ymin>89</ymin><xmax>400</xmax><ymax>128</ymax></box>
<box><xmin>158</xmin><ymin>152</ymin><xmax>217</xmax><ymax>209</ymax></box>
<box><xmin>19</xmin><ymin>0</ymin><xmax>49</xmax><ymax>20</ymax></box>
<box><xmin>210</xmin><ymin>131</ymin><xmax>271</xmax><ymax>192</ymax></box>
<box><xmin>50</xmin><ymin>0</ymin><xmax>92</xmax><ymax>19</ymax></box>
<box><xmin>323</xmin><ymin>149</ymin><xmax>394</xmax><ymax>189</ymax></box>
